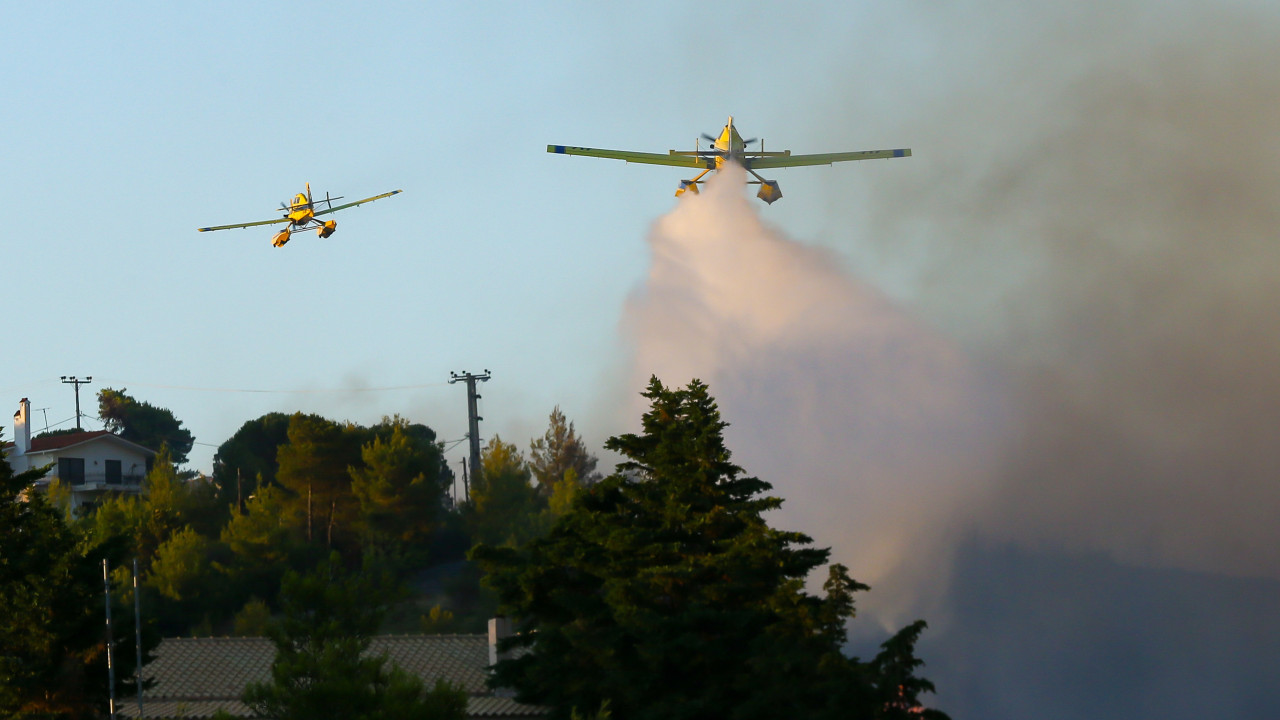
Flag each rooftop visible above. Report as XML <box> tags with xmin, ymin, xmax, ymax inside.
<box><xmin>117</xmin><ymin>634</ymin><xmax>543</xmax><ymax>719</ymax></box>
<box><xmin>27</xmin><ymin>430</ymin><xmax>112</xmax><ymax>452</ymax></box>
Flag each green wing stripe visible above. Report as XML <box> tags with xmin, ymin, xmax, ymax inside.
<box><xmin>314</xmin><ymin>189</ymin><xmax>403</xmax><ymax>217</ymax></box>
<box><xmin>548</xmin><ymin>145</ymin><xmax>710</xmax><ymax>169</ymax></box>
<box><xmin>198</xmin><ymin>217</ymin><xmax>289</xmax><ymax>232</ymax></box>
<box><xmin>749</xmin><ymin>148</ymin><xmax>911</xmax><ymax>169</ymax></box>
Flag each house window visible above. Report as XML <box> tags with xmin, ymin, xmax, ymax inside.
<box><xmin>58</xmin><ymin>457</ymin><xmax>86</xmax><ymax>486</ymax></box>
<box><xmin>105</xmin><ymin>459</ymin><xmax>122</xmax><ymax>485</ymax></box>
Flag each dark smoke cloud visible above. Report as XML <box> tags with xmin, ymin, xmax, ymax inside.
<box><xmin>846</xmin><ymin>4</ymin><xmax>1280</xmax><ymax>579</ymax></box>
<box><xmin>831</xmin><ymin>3</ymin><xmax>1280</xmax><ymax>716</ymax></box>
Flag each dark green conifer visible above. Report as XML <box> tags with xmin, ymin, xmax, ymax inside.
<box><xmin>475</xmin><ymin>378</ymin><xmax>947</xmax><ymax>720</ymax></box>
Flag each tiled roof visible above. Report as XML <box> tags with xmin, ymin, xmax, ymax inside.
<box><xmin>133</xmin><ymin>637</ymin><xmax>275</xmax><ymax>701</ymax></box>
<box><xmin>118</xmin><ymin>697</ymin><xmax>543</xmax><ymax>719</ymax></box>
<box><xmin>467</xmin><ymin>696</ymin><xmax>548</xmax><ymax>717</ymax></box>
<box><xmin>8</xmin><ymin>430</ymin><xmax>156</xmax><ymax>455</ymax></box>
<box><xmin>365</xmin><ymin>634</ymin><xmax>492</xmax><ymax>691</ymax></box>
<box><xmin>27</xmin><ymin>430</ymin><xmax>112</xmax><ymax>452</ymax></box>
<box><xmin>119</xmin><ymin>700</ymin><xmax>248</xmax><ymax>719</ymax></box>
<box><xmin>118</xmin><ymin>635</ymin><xmax>544</xmax><ymax>719</ymax></box>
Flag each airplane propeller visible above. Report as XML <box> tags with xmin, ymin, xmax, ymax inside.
<box><xmin>701</xmin><ymin>132</ymin><xmax>718</xmax><ymax>142</ymax></box>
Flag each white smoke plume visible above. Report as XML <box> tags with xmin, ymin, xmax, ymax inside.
<box><xmin>620</xmin><ymin>164</ymin><xmax>1006</xmax><ymax>600</ymax></box>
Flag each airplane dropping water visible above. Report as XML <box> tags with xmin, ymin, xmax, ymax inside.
<box><xmin>548</xmin><ymin>116</ymin><xmax>910</xmax><ymax>203</ymax></box>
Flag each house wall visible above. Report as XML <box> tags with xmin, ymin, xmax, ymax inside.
<box><xmin>25</xmin><ymin>441</ymin><xmax>152</xmax><ymax>510</ymax></box>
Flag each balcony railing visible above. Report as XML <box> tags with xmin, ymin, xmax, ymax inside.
<box><xmin>54</xmin><ymin>473</ymin><xmax>145</xmax><ymax>489</ymax></box>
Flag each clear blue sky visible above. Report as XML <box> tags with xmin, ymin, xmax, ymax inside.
<box><xmin>1</xmin><ymin>1</ymin><xmax>939</xmax><ymax>471</ymax></box>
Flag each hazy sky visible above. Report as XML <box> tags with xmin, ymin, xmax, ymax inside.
<box><xmin>2</xmin><ymin>1</ymin><xmax>933</xmax><ymax>470</ymax></box>
<box><xmin>7</xmin><ymin>3</ymin><xmax>1280</xmax><ymax>717</ymax></box>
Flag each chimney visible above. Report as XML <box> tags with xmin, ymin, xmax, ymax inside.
<box><xmin>487</xmin><ymin>616</ymin><xmax>516</xmax><ymax>698</ymax></box>
<box><xmin>13</xmin><ymin>398</ymin><xmax>31</xmax><ymax>456</ymax></box>
<box><xmin>488</xmin><ymin>616</ymin><xmax>512</xmax><ymax>667</ymax></box>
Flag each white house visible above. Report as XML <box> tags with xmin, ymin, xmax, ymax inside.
<box><xmin>4</xmin><ymin>397</ymin><xmax>155</xmax><ymax>511</ymax></box>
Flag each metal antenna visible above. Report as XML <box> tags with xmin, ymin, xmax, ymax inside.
<box><xmin>60</xmin><ymin>375</ymin><xmax>92</xmax><ymax>430</ymax></box>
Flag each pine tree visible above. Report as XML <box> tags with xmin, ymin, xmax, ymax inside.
<box><xmin>242</xmin><ymin>555</ymin><xmax>466</xmax><ymax>720</ymax></box>
<box><xmin>97</xmin><ymin>388</ymin><xmax>195</xmax><ymax>465</ymax></box>
<box><xmin>473</xmin><ymin>378</ymin><xmax>947</xmax><ymax>720</ymax></box>
<box><xmin>528</xmin><ymin>407</ymin><xmax>600</xmax><ymax>495</ymax></box>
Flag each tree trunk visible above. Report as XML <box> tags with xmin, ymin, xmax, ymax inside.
<box><xmin>327</xmin><ymin>499</ymin><xmax>336</xmax><ymax>548</ymax></box>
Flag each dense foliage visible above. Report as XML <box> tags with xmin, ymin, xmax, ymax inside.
<box><xmin>243</xmin><ymin>556</ymin><xmax>467</xmax><ymax>720</ymax></box>
<box><xmin>12</xmin><ymin>399</ymin><xmax>589</xmax><ymax>644</ymax></box>
<box><xmin>5</xmin><ymin>384</ymin><xmax>949</xmax><ymax>719</ymax></box>
<box><xmin>0</xmin><ymin>431</ymin><xmax>155</xmax><ymax>718</ymax></box>
<box><xmin>474</xmin><ymin>378</ymin><xmax>948</xmax><ymax>720</ymax></box>
<box><xmin>97</xmin><ymin>388</ymin><xmax>195</xmax><ymax>465</ymax></box>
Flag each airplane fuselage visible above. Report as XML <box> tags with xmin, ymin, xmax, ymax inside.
<box><xmin>710</xmin><ymin>115</ymin><xmax>749</xmax><ymax>167</ymax></box>
<box><xmin>286</xmin><ymin>193</ymin><xmax>314</xmax><ymax>225</ymax></box>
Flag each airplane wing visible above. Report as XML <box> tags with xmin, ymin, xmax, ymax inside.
<box><xmin>748</xmin><ymin>148</ymin><xmax>911</xmax><ymax>169</ymax></box>
<box><xmin>548</xmin><ymin>145</ymin><xmax>712</xmax><ymax>169</ymax></box>
<box><xmin>198</xmin><ymin>217</ymin><xmax>288</xmax><ymax>232</ymax></box>
<box><xmin>314</xmin><ymin>189</ymin><xmax>403</xmax><ymax>216</ymax></box>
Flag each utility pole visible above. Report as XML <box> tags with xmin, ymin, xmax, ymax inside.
<box><xmin>103</xmin><ymin>559</ymin><xmax>117</xmax><ymax>720</ymax></box>
<box><xmin>460</xmin><ymin>457</ymin><xmax>469</xmax><ymax>504</ymax></box>
<box><xmin>449</xmin><ymin>370</ymin><xmax>490</xmax><ymax>495</ymax></box>
<box><xmin>133</xmin><ymin>558</ymin><xmax>143</xmax><ymax>720</ymax></box>
<box><xmin>61</xmin><ymin>375</ymin><xmax>92</xmax><ymax>430</ymax></box>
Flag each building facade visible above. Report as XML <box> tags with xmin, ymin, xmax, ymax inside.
<box><xmin>4</xmin><ymin>397</ymin><xmax>154</xmax><ymax>511</ymax></box>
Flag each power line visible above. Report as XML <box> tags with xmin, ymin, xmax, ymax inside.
<box><xmin>440</xmin><ymin>437</ymin><xmax>469</xmax><ymax>454</ymax></box>
<box><xmin>90</xmin><ymin>378</ymin><xmax>452</xmax><ymax>394</ymax></box>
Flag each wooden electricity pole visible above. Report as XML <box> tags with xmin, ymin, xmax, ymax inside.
<box><xmin>449</xmin><ymin>370</ymin><xmax>490</xmax><ymax>498</ymax></box>
<box><xmin>61</xmin><ymin>375</ymin><xmax>92</xmax><ymax>430</ymax></box>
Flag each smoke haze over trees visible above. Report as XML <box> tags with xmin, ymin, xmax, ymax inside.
<box><xmin>615</xmin><ymin>4</ymin><xmax>1280</xmax><ymax>716</ymax></box>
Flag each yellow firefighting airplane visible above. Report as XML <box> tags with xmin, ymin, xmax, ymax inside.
<box><xmin>198</xmin><ymin>183</ymin><xmax>402</xmax><ymax>247</ymax></box>
<box><xmin>548</xmin><ymin>116</ymin><xmax>910</xmax><ymax>204</ymax></box>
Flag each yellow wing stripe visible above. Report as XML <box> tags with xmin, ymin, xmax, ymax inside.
<box><xmin>748</xmin><ymin>148</ymin><xmax>911</xmax><ymax>170</ymax></box>
<box><xmin>548</xmin><ymin>145</ymin><xmax>711</xmax><ymax>169</ymax></box>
